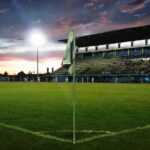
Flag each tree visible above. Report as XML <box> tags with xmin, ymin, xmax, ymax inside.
<box><xmin>4</xmin><ymin>71</ymin><xmax>8</xmax><ymax>76</ymax></box>
<box><xmin>17</xmin><ymin>71</ymin><xmax>26</xmax><ymax>77</ymax></box>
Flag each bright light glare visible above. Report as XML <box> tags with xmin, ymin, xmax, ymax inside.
<box><xmin>29</xmin><ymin>31</ymin><xmax>46</xmax><ymax>47</ymax></box>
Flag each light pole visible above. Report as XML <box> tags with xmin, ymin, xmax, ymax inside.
<box><xmin>29</xmin><ymin>30</ymin><xmax>46</xmax><ymax>81</ymax></box>
<box><xmin>37</xmin><ymin>48</ymin><xmax>39</xmax><ymax>81</ymax></box>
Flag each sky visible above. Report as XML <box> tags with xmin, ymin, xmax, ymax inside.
<box><xmin>0</xmin><ymin>0</ymin><xmax>150</xmax><ymax>75</ymax></box>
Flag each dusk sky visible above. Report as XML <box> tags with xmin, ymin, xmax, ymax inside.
<box><xmin>0</xmin><ymin>0</ymin><xmax>150</xmax><ymax>74</ymax></box>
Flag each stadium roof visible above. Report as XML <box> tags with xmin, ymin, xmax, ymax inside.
<box><xmin>60</xmin><ymin>24</ymin><xmax>150</xmax><ymax>47</ymax></box>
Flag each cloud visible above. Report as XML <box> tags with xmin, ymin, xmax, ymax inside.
<box><xmin>99</xmin><ymin>11</ymin><xmax>112</xmax><ymax>24</ymax></box>
<box><xmin>134</xmin><ymin>13</ymin><xmax>147</xmax><ymax>18</ymax></box>
<box><xmin>32</xmin><ymin>19</ymin><xmax>42</xmax><ymax>24</ymax></box>
<box><xmin>0</xmin><ymin>50</ymin><xmax>63</xmax><ymax>62</ymax></box>
<box><xmin>120</xmin><ymin>0</ymin><xmax>150</xmax><ymax>14</ymax></box>
<box><xmin>51</xmin><ymin>8</ymin><xmax>117</xmax><ymax>39</ymax></box>
<box><xmin>0</xmin><ymin>37</ymin><xmax>66</xmax><ymax>63</ymax></box>
<box><xmin>56</xmin><ymin>16</ymin><xmax>65</xmax><ymax>22</ymax></box>
<box><xmin>84</xmin><ymin>0</ymin><xmax>121</xmax><ymax>10</ymax></box>
<box><xmin>84</xmin><ymin>2</ymin><xmax>95</xmax><ymax>8</ymax></box>
<box><xmin>65</xmin><ymin>0</ymin><xmax>77</xmax><ymax>5</ymax></box>
<box><xmin>0</xmin><ymin>8</ymin><xmax>9</xmax><ymax>13</ymax></box>
<box><xmin>53</xmin><ymin>15</ymin><xmax>88</xmax><ymax>38</ymax></box>
<box><xmin>86</xmin><ymin>12</ymin><xmax>150</xmax><ymax>36</ymax></box>
<box><xmin>84</xmin><ymin>0</ymin><xmax>105</xmax><ymax>10</ymax></box>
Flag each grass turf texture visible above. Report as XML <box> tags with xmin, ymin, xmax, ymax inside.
<box><xmin>0</xmin><ymin>82</ymin><xmax>150</xmax><ymax>150</ymax></box>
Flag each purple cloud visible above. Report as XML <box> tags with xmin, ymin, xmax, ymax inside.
<box><xmin>0</xmin><ymin>8</ymin><xmax>9</xmax><ymax>13</ymax></box>
<box><xmin>120</xmin><ymin>0</ymin><xmax>150</xmax><ymax>14</ymax></box>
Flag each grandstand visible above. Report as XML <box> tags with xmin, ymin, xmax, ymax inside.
<box><xmin>53</xmin><ymin>25</ymin><xmax>150</xmax><ymax>83</ymax></box>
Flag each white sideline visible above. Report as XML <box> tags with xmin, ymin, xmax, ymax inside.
<box><xmin>0</xmin><ymin>122</ymin><xmax>150</xmax><ymax>144</ymax></box>
<box><xmin>76</xmin><ymin>124</ymin><xmax>150</xmax><ymax>143</ymax></box>
<box><xmin>38</xmin><ymin>130</ymin><xmax>111</xmax><ymax>134</ymax></box>
<box><xmin>0</xmin><ymin>123</ymin><xmax>72</xmax><ymax>143</ymax></box>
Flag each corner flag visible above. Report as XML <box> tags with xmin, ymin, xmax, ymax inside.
<box><xmin>63</xmin><ymin>29</ymin><xmax>76</xmax><ymax>144</ymax></box>
<box><xmin>62</xmin><ymin>29</ymin><xmax>76</xmax><ymax>75</ymax></box>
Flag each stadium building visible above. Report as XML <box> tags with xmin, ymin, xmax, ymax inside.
<box><xmin>52</xmin><ymin>24</ymin><xmax>150</xmax><ymax>83</ymax></box>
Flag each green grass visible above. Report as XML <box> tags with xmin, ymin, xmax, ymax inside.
<box><xmin>0</xmin><ymin>82</ymin><xmax>150</xmax><ymax>150</ymax></box>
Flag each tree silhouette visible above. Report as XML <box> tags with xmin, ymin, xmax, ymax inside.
<box><xmin>4</xmin><ymin>71</ymin><xmax>8</xmax><ymax>76</ymax></box>
<box><xmin>17</xmin><ymin>71</ymin><xmax>26</xmax><ymax>77</ymax></box>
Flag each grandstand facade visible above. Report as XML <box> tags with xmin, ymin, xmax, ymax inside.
<box><xmin>54</xmin><ymin>25</ymin><xmax>150</xmax><ymax>83</ymax></box>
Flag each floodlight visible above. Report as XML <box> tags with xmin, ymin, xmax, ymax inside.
<box><xmin>30</xmin><ymin>31</ymin><xmax>46</xmax><ymax>47</ymax></box>
<box><xmin>29</xmin><ymin>30</ymin><xmax>46</xmax><ymax>82</ymax></box>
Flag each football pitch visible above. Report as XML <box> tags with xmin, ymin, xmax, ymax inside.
<box><xmin>0</xmin><ymin>82</ymin><xmax>150</xmax><ymax>150</ymax></box>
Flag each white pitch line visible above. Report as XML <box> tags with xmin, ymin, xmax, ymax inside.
<box><xmin>38</xmin><ymin>130</ymin><xmax>111</xmax><ymax>134</ymax></box>
<box><xmin>76</xmin><ymin>124</ymin><xmax>150</xmax><ymax>143</ymax></box>
<box><xmin>0</xmin><ymin>122</ymin><xmax>150</xmax><ymax>144</ymax></box>
<box><xmin>0</xmin><ymin>123</ymin><xmax>72</xmax><ymax>143</ymax></box>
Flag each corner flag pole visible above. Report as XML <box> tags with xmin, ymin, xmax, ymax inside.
<box><xmin>73</xmin><ymin>29</ymin><xmax>76</xmax><ymax>144</ymax></box>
